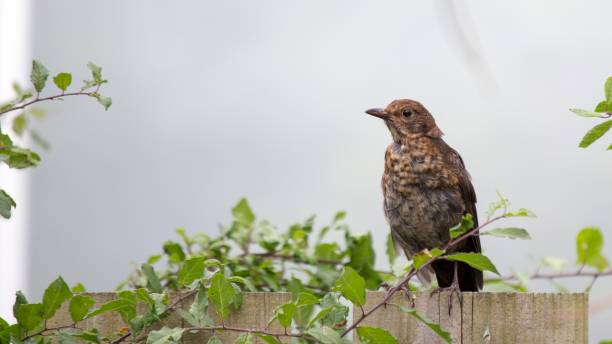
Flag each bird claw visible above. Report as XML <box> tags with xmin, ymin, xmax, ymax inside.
<box><xmin>400</xmin><ymin>282</ymin><xmax>416</xmax><ymax>308</ymax></box>
<box><xmin>429</xmin><ymin>282</ymin><xmax>462</xmax><ymax>316</ymax></box>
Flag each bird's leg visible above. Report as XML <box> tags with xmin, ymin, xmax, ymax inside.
<box><xmin>400</xmin><ymin>281</ymin><xmax>416</xmax><ymax>308</ymax></box>
<box><xmin>429</xmin><ymin>262</ymin><xmax>462</xmax><ymax>316</ymax></box>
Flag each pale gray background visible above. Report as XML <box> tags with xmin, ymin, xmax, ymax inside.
<box><xmin>22</xmin><ymin>0</ymin><xmax>612</xmax><ymax>340</ymax></box>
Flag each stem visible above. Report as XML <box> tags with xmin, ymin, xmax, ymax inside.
<box><xmin>21</xmin><ymin>324</ymin><xmax>77</xmax><ymax>341</ymax></box>
<box><xmin>110</xmin><ymin>289</ymin><xmax>197</xmax><ymax>344</ymax></box>
<box><xmin>0</xmin><ymin>91</ymin><xmax>95</xmax><ymax>116</ymax></box>
<box><xmin>341</xmin><ymin>215</ymin><xmax>504</xmax><ymax>338</ymax></box>
<box><xmin>496</xmin><ymin>268</ymin><xmax>612</xmax><ymax>281</ymax></box>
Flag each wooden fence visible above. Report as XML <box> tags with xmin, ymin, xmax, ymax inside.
<box><xmin>48</xmin><ymin>291</ymin><xmax>588</xmax><ymax>344</ymax></box>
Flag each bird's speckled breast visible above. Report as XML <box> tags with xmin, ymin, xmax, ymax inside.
<box><xmin>381</xmin><ymin>136</ymin><xmax>464</xmax><ymax>256</ymax></box>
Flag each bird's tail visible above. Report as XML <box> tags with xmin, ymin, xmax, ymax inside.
<box><xmin>431</xmin><ymin>260</ymin><xmax>482</xmax><ymax>291</ymax></box>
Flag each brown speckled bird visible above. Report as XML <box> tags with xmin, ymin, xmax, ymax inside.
<box><xmin>366</xmin><ymin>99</ymin><xmax>482</xmax><ymax>291</ymax></box>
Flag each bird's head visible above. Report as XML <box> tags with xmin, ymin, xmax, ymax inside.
<box><xmin>365</xmin><ymin>99</ymin><xmax>442</xmax><ymax>141</ymax></box>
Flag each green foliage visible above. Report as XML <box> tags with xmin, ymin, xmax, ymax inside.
<box><xmin>53</xmin><ymin>73</ymin><xmax>72</xmax><ymax>91</ymax></box>
<box><xmin>0</xmin><ymin>190</ymin><xmax>16</xmax><ymax>219</ymax></box>
<box><xmin>146</xmin><ymin>327</ymin><xmax>184</xmax><ymax>344</ymax></box>
<box><xmin>445</xmin><ymin>252</ymin><xmax>500</xmax><ymax>275</ymax></box>
<box><xmin>41</xmin><ymin>276</ymin><xmax>73</xmax><ymax>319</ymax></box>
<box><xmin>332</xmin><ymin>267</ymin><xmax>366</xmax><ymax>307</ymax></box>
<box><xmin>69</xmin><ymin>295</ymin><xmax>96</xmax><ymax>322</ymax></box>
<box><xmin>481</xmin><ymin>227</ymin><xmax>531</xmax><ymax>240</ymax></box>
<box><xmin>3</xmin><ymin>196</ymin><xmax>604</xmax><ymax>344</ymax></box>
<box><xmin>0</xmin><ymin>60</ymin><xmax>112</xmax><ymax>221</ymax></box>
<box><xmin>177</xmin><ymin>257</ymin><xmax>205</xmax><ymax>287</ymax></box>
<box><xmin>208</xmin><ymin>272</ymin><xmax>237</xmax><ymax>320</ymax></box>
<box><xmin>576</xmin><ymin>227</ymin><xmax>609</xmax><ymax>272</ymax></box>
<box><xmin>449</xmin><ymin>214</ymin><xmax>473</xmax><ymax>239</ymax></box>
<box><xmin>356</xmin><ymin>326</ymin><xmax>399</xmax><ymax>344</ymax></box>
<box><xmin>579</xmin><ymin>120</ymin><xmax>612</xmax><ymax>148</ymax></box>
<box><xmin>30</xmin><ymin>60</ymin><xmax>49</xmax><ymax>93</ymax></box>
<box><xmin>571</xmin><ymin>76</ymin><xmax>612</xmax><ymax>149</ymax></box>
<box><xmin>397</xmin><ymin>305</ymin><xmax>452</xmax><ymax>343</ymax></box>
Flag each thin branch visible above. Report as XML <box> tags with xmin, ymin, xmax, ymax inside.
<box><xmin>0</xmin><ymin>91</ymin><xmax>95</xmax><ymax>116</ymax></box>
<box><xmin>340</xmin><ymin>215</ymin><xmax>504</xmax><ymax>338</ymax></box>
<box><xmin>21</xmin><ymin>324</ymin><xmax>77</xmax><ymax>341</ymax></box>
<box><xmin>242</xmin><ymin>252</ymin><xmax>341</xmax><ymax>265</ymax></box>
<box><xmin>186</xmin><ymin>325</ymin><xmax>308</xmax><ymax>339</ymax></box>
<box><xmin>110</xmin><ymin>289</ymin><xmax>198</xmax><ymax>344</ymax></box>
<box><xmin>496</xmin><ymin>268</ymin><xmax>612</xmax><ymax>281</ymax></box>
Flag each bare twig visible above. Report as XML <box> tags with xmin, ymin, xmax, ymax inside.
<box><xmin>497</xmin><ymin>268</ymin><xmax>612</xmax><ymax>281</ymax></box>
<box><xmin>340</xmin><ymin>215</ymin><xmax>504</xmax><ymax>338</ymax></box>
<box><xmin>0</xmin><ymin>91</ymin><xmax>95</xmax><ymax>116</ymax></box>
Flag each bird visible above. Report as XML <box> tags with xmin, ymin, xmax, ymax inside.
<box><xmin>365</xmin><ymin>99</ymin><xmax>482</xmax><ymax>292</ymax></box>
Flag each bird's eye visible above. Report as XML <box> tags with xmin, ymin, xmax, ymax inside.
<box><xmin>402</xmin><ymin>109</ymin><xmax>413</xmax><ymax>117</ymax></box>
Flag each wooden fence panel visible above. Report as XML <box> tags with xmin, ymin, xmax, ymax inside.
<box><xmin>47</xmin><ymin>291</ymin><xmax>588</xmax><ymax>344</ymax></box>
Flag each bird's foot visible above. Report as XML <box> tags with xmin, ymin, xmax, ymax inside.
<box><xmin>400</xmin><ymin>282</ymin><xmax>416</xmax><ymax>308</ymax></box>
<box><xmin>429</xmin><ymin>282</ymin><xmax>462</xmax><ymax>316</ymax></box>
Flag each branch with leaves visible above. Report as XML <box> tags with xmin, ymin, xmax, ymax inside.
<box><xmin>570</xmin><ymin>76</ymin><xmax>612</xmax><ymax>149</ymax></box>
<box><xmin>0</xmin><ymin>195</ymin><xmax>557</xmax><ymax>344</ymax></box>
<box><xmin>0</xmin><ymin>60</ymin><xmax>111</xmax><ymax>219</ymax></box>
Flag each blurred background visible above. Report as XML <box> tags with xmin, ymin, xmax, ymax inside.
<box><xmin>1</xmin><ymin>0</ymin><xmax>611</xmax><ymax>341</ymax></box>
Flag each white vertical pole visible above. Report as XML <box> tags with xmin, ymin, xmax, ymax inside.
<box><xmin>0</xmin><ymin>0</ymin><xmax>32</xmax><ymax>321</ymax></box>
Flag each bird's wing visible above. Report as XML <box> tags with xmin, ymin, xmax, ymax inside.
<box><xmin>437</xmin><ymin>140</ymin><xmax>481</xmax><ymax>250</ymax></box>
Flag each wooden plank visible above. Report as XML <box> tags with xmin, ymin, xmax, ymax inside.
<box><xmin>47</xmin><ymin>292</ymin><xmax>588</xmax><ymax>344</ymax></box>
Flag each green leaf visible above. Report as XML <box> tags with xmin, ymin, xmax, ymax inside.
<box><xmin>42</xmin><ymin>276</ymin><xmax>73</xmax><ymax>319</ymax></box>
<box><xmin>307</xmin><ymin>306</ymin><xmax>335</xmax><ymax>328</ymax></box>
<box><xmin>234</xmin><ymin>333</ymin><xmax>253</xmax><ymax>344</ymax></box>
<box><xmin>594</xmin><ymin>101</ymin><xmax>608</xmax><ymax>113</ymax></box>
<box><xmin>576</xmin><ymin>227</ymin><xmax>609</xmax><ymax>272</ymax></box>
<box><xmin>232</xmin><ymin>198</ymin><xmax>255</xmax><ymax>227</ymax></box>
<box><xmin>504</xmin><ymin>208</ymin><xmax>536</xmax><ymax>218</ymax></box>
<box><xmin>333</xmin><ymin>211</ymin><xmax>346</xmax><ymax>222</ymax></box>
<box><xmin>178</xmin><ymin>284</ymin><xmax>213</xmax><ymax>327</ymax></box>
<box><xmin>207</xmin><ymin>337</ymin><xmax>223</xmax><ymax>344</ymax></box>
<box><xmin>397</xmin><ymin>306</ymin><xmax>451</xmax><ymax>343</ymax></box>
<box><xmin>481</xmin><ymin>227</ymin><xmax>531</xmax><ymax>240</ymax></box>
<box><xmin>449</xmin><ymin>214</ymin><xmax>474</xmax><ymax>239</ymax></box>
<box><xmin>540</xmin><ymin>256</ymin><xmax>566</xmax><ymax>271</ymax></box>
<box><xmin>87</xmin><ymin>62</ymin><xmax>104</xmax><ymax>85</ymax></box>
<box><xmin>356</xmin><ymin>326</ymin><xmax>399</xmax><ymax>344</ymax></box>
<box><xmin>15</xmin><ymin>303</ymin><xmax>43</xmax><ymax>331</ymax></box>
<box><xmin>146</xmin><ymin>327</ymin><xmax>184</xmax><ymax>344</ymax></box>
<box><xmin>163</xmin><ymin>241</ymin><xmax>186</xmax><ymax>263</ymax></box>
<box><xmin>605</xmin><ymin>76</ymin><xmax>612</xmax><ymax>106</ymax></box>
<box><xmin>177</xmin><ymin>257</ymin><xmax>205</xmax><ymax>287</ymax></box>
<box><xmin>0</xmin><ymin>189</ymin><xmax>16</xmax><ymax>219</ymax></box>
<box><xmin>295</xmin><ymin>292</ymin><xmax>319</xmax><ymax>308</ymax></box>
<box><xmin>570</xmin><ymin>108</ymin><xmax>606</xmax><ymax>117</ymax></box>
<box><xmin>66</xmin><ymin>329</ymin><xmax>102</xmax><ymax>344</ymax></box>
<box><xmin>53</xmin><ymin>73</ymin><xmax>72</xmax><ymax>91</ymax></box>
<box><xmin>69</xmin><ymin>295</ymin><xmax>96</xmax><ymax>322</ymax></box>
<box><xmin>332</xmin><ymin>266</ymin><xmax>366</xmax><ymax>306</ymax></box>
<box><xmin>444</xmin><ymin>252</ymin><xmax>500</xmax><ymax>275</ymax></box>
<box><xmin>208</xmin><ymin>272</ymin><xmax>236</xmax><ymax>320</ymax></box>
<box><xmin>87</xmin><ymin>291</ymin><xmax>137</xmax><ymax>322</ymax></box>
<box><xmin>30</xmin><ymin>60</ymin><xmax>49</xmax><ymax>93</ymax></box>
<box><xmin>579</xmin><ymin>120</ymin><xmax>612</xmax><ymax>148</ymax></box>
<box><xmin>608</xmin><ymin>143</ymin><xmax>612</xmax><ymax>150</ymax></box>
<box><xmin>95</xmin><ymin>95</ymin><xmax>112</xmax><ymax>111</ymax></box>
<box><xmin>306</xmin><ymin>326</ymin><xmax>349</xmax><ymax>344</ymax></box>
<box><xmin>413</xmin><ymin>248</ymin><xmax>444</xmax><ymax>269</ymax></box>
<box><xmin>12</xmin><ymin>114</ymin><xmax>27</xmax><ymax>136</ymax></box>
<box><xmin>256</xmin><ymin>334</ymin><xmax>282</xmax><ymax>344</ymax></box>
<box><xmin>141</xmin><ymin>264</ymin><xmax>163</xmax><ymax>293</ymax></box>
<box><xmin>386</xmin><ymin>233</ymin><xmax>397</xmax><ymax>264</ymax></box>
<box><xmin>71</xmin><ymin>282</ymin><xmax>86</xmax><ymax>293</ymax></box>
<box><xmin>270</xmin><ymin>302</ymin><xmax>296</xmax><ymax>328</ymax></box>
<box><xmin>13</xmin><ymin>291</ymin><xmax>28</xmax><ymax>318</ymax></box>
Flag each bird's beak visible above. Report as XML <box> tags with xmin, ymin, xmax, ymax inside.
<box><xmin>365</xmin><ymin>108</ymin><xmax>390</xmax><ymax>120</ymax></box>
